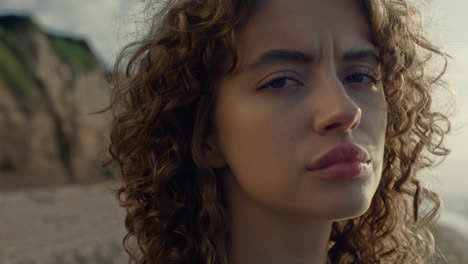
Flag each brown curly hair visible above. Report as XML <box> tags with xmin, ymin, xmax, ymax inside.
<box><xmin>106</xmin><ymin>0</ymin><xmax>454</xmax><ymax>263</ymax></box>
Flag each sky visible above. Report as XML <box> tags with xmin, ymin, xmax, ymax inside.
<box><xmin>0</xmin><ymin>0</ymin><xmax>466</xmax><ymax>210</ymax></box>
<box><xmin>0</xmin><ymin>0</ymin><xmax>146</xmax><ymax>68</ymax></box>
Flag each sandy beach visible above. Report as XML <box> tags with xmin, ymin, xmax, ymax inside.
<box><xmin>0</xmin><ymin>181</ymin><xmax>467</xmax><ymax>264</ymax></box>
<box><xmin>0</xmin><ymin>182</ymin><xmax>127</xmax><ymax>264</ymax></box>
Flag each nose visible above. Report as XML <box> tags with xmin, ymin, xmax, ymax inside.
<box><xmin>313</xmin><ymin>75</ymin><xmax>362</xmax><ymax>135</ymax></box>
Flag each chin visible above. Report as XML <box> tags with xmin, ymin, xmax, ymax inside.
<box><xmin>321</xmin><ymin>176</ymin><xmax>379</xmax><ymax>221</ymax></box>
<box><xmin>305</xmin><ymin>192</ymin><xmax>374</xmax><ymax>221</ymax></box>
<box><xmin>329</xmin><ymin>197</ymin><xmax>373</xmax><ymax>221</ymax></box>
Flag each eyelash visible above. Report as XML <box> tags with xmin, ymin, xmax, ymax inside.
<box><xmin>258</xmin><ymin>72</ymin><xmax>303</xmax><ymax>91</ymax></box>
<box><xmin>343</xmin><ymin>68</ymin><xmax>381</xmax><ymax>85</ymax></box>
<box><xmin>258</xmin><ymin>68</ymin><xmax>381</xmax><ymax>91</ymax></box>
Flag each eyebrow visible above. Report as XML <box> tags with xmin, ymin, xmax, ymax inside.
<box><xmin>246</xmin><ymin>48</ymin><xmax>380</xmax><ymax>71</ymax></box>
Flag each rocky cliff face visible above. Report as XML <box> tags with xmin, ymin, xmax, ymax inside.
<box><xmin>0</xmin><ymin>15</ymin><xmax>112</xmax><ymax>188</ymax></box>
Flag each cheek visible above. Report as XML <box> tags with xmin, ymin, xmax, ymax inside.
<box><xmin>215</xmin><ymin>98</ymin><xmax>299</xmax><ymax>185</ymax></box>
<box><xmin>356</xmin><ymin>89</ymin><xmax>388</xmax><ymax>134</ymax></box>
<box><xmin>220</xmin><ymin>111</ymin><xmax>294</xmax><ymax>171</ymax></box>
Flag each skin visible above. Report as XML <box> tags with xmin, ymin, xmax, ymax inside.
<box><xmin>204</xmin><ymin>0</ymin><xmax>388</xmax><ymax>263</ymax></box>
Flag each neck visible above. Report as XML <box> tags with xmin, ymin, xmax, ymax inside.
<box><xmin>226</xmin><ymin>180</ymin><xmax>332</xmax><ymax>264</ymax></box>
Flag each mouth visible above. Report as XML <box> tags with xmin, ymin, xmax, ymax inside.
<box><xmin>306</xmin><ymin>159</ymin><xmax>371</xmax><ymax>180</ymax></box>
<box><xmin>307</xmin><ymin>143</ymin><xmax>371</xmax><ymax>171</ymax></box>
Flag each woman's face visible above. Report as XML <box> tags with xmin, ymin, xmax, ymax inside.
<box><xmin>206</xmin><ymin>0</ymin><xmax>388</xmax><ymax>220</ymax></box>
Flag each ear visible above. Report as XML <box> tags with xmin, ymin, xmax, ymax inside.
<box><xmin>204</xmin><ymin>134</ymin><xmax>227</xmax><ymax>169</ymax></box>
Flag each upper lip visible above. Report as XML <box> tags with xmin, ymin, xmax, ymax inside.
<box><xmin>307</xmin><ymin>143</ymin><xmax>371</xmax><ymax>170</ymax></box>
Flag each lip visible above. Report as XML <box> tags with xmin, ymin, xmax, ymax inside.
<box><xmin>306</xmin><ymin>160</ymin><xmax>370</xmax><ymax>180</ymax></box>
<box><xmin>307</xmin><ymin>143</ymin><xmax>371</xmax><ymax>171</ymax></box>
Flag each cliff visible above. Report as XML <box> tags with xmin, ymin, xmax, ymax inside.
<box><xmin>0</xmin><ymin>15</ymin><xmax>113</xmax><ymax>188</ymax></box>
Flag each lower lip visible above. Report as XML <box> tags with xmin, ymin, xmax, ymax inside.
<box><xmin>307</xmin><ymin>161</ymin><xmax>370</xmax><ymax>180</ymax></box>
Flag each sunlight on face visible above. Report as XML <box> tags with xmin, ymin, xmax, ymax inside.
<box><xmin>207</xmin><ymin>0</ymin><xmax>388</xmax><ymax>221</ymax></box>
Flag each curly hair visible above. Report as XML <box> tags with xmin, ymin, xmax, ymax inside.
<box><xmin>106</xmin><ymin>0</ymin><xmax>454</xmax><ymax>263</ymax></box>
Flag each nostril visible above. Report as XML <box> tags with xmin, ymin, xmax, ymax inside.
<box><xmin>325</xmin><ymin>123</ymin><xmax>340</xmax><ymax>131</ymax></box>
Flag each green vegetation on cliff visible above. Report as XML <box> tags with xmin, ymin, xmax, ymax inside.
<box><xmin>47</xmin><ymin>34</ymin><xmax>98</xmax><ymax>72</ymax></box>
<box><xmin>0</xmin><ymin>15</ymin><xmax>100</xmax><ymax>101</ymax></box>
<box><xmin>0</xmin><ymin>18</ymin><xmax>38</xmax><ymax>102</ymax></box>
<box><xmin>0</xmin><ymin>41</ymin><xmax>37</xmax><ymax>100</ymax></box>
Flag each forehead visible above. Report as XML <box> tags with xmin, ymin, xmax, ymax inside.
<box><xmin>235</xmin><ymin>0</ymin><xmax>375</xmax><ymax>69</ymax></box>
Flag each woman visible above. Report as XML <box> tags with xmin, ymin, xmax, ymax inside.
<box><xmin>107</xmin><ymin>0</ymin><xmax>453</xmax><ymax>263</ymax></box>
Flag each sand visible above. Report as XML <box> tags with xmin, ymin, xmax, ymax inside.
<box><xmin>1</xmin><ymin>181</ymin><xmax>466</xmax><ymax>264</ymax></box>
<box><xmin>0</xmin><ymin>182</ymin><xmax>127</xmax><ymax>264</ymax></box>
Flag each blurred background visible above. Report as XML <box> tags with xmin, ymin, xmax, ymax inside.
<box><xmin>0</xmin><ymin>0</ymin><xmax>466</xmax><ymax>263</ymax></box>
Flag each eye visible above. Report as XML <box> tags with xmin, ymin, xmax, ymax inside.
<box><xmin>258</xmin><ymin>72</ymin><xmax>303</xmax><ymax>91</ymax></box>
<box><xmin>343</xmin><ymin>67</ymin><xmax>381</xmax><ymax>86</ymax></box>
